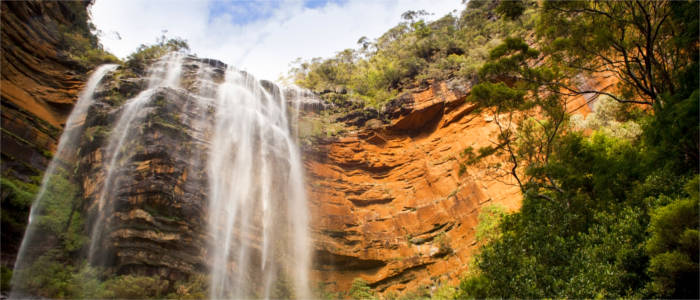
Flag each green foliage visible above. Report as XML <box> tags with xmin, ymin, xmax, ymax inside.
<box><xmin>125</xmin><ymin>36</ymin><xmax>190</xmax><ymax>74</ymax></box>
<box><xmin>456</xmin><ymin>2</ymin><xmax>699</xmax><ymax>296</ymax></box>
<box><xmin>564</xmin><ymin>207</ymin><xmax>648</xmax><ymax>298</ymax></box>
<box><xmin>32</xmin><ymin>168</ymin><xmax>85</xmax><ymax>252</ymax></box>
<box><xmin>12</xmin><ymin>250</ymin><xmax>77</xmax><ymax>298</ymax></box>
<box><xmin>643</xmin><ymin>87</ymin><xmax>700</xmax><ymax>170</ymax></box>
<box><xmin>645</xmin><ymin>176</ymin><xmax>700</xmax><ymax>298</ymax></box>
<box><xmin>102</xmin><ymin>275</ymin><xmax>170</xmax><ymax>299</ymax></box>
<box><xmin>348</xmin><ymin>278</ymin><xmax>376</xmax><ymax>300</ymax></box>
<box><xmin>167</xmin><ymin>274</ymin><xmax>208</xmax><ymax>299</ymax></box>
<box><xmin>83</xmin><ymin>125</ymin><xmax>111</xmax><ymax>143</ymax></box>
<box><xmin>297</xmin><ymin>111</ymin><xmax>347</xmax><ymax>145</ymax></box>
<box><xmin>455</xmin><ymin>275</ymin><xmax>489</xmax><ymax>300</ymax></box>
<box><xmin>290</xmin><ymin>1</ymin><xmax>537</xmax><ymax>110</ymax></box>
<box><xmin>1</xmin><ymin>266</ymin><xmax>12</xmax><ymax>293</ymax></box>
<box><xmin>55</xmin><ymin>3</ymin><xmax>121</xmax><ymax>69</ymax></box>
<box><xmin>431</xmin><ymin>282</ymin><xmax>456</xmax><ymax>300</ymax></box>
<box><xmin>474</xmin><ymin>204</ymin><xmax>506</xmax><ymax>244</ymax></box>
<box><xmin>68</xmin><ymin>263</ymin><xmax>106</xmax><ymax>299</ymax></box>
<box><xmin>538</xmin><ymin>0</ymin><xmax>699</xmax><ymax>108</ymax></box>
<box><xmin>394</xmin><ymin>285</ymin><xmax>430</xmax><ymax>300</ymax></box>
<box><xmin>537</xmin><ymin>0</ymin><xmax>700</xmax><ymax>169</ymax></box>
<box><xmin>570</xmin><ymin>96</ymin><xmax>643</xmax><ymax>141</ymax></box>
<box><xmin>454</xmin><ymin>129</ymin><xmax>697</xmax><ymax>298</ymax></box>
<box><xmin>9</xmin><ymin>167</ymin><xmax>91</xmax><ymax>297</ymax></box>
<box><xmin>13</xmin><ymin>248</ymin><xmax>198</xmax><ymax>299</ymax></box>
<box><xmin>58</xmin><ymin>27</ymin><xmax>121</xmax><ymax>69</ymax></box>
<box><xmin>1</xmin><ymin>177</ymin><xmax>37</xmax><ymax>230</ymax></box>
<box><xmin>495</xmin><ymin>0</ymin><xmax>525</xmax><ymax>20</ymax></box>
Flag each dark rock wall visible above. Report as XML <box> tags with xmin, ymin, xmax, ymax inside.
<box><xmin>1</xmin><ymin>0</ymin><xmax>92</xmax><ymax>267</ymax></box>
<box><xmin>76</xmin><ymin>60</ymin><xmax>219</xmax><ymax>280</ymax></box>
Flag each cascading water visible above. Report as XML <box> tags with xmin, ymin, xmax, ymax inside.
<box><xmin>10</xmin><ymin>53</ymin><xmax>312</xmax><ymax>299</ymax></box>
<box><xmin>206</xmin><ymin>67</ymin><xmax>311</xmax><ymax>300</ymax></box>
<box><xmin>10</xmin><ymin>64</ymin><xmax>118</xmax><ymax>297</ymax></box>
<box><xmin>87</xmin><ymin>52</ymin><xmax>184</xmax><ymax>264</ymax></box>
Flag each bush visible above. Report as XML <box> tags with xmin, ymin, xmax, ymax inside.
<box><xmin>455</xmin><ymin>275</ymin><xmax>490</xmax><ymax>299</ymax></box>
<box><xmin>102</xmin><ymin>275</ymin><xmax>170</xmax><ymax>299</ymax></box>
<box><xmin>1</xmin><ymin>177</ymin><xmax>37</xmax><ymax>234</ymax></box>
<box><xmin>474</xmin><ymin>204</ymin><xmax>506</xmax><ymax>244</ymax></box>
<box><xmin>645</xmin><ymin>176</ymin><xmax>700</xmax><ymax>298</ymax></box>
<box><xmin>54</xmin><ymin>3</ymin><xmax>121</xmax><ymax>69</ymax></box>
<box><xmin>31</xmin><ymin>168</ymin><xmax>85</xmax><ymax>252</ymax></box>
<box><xmin>348</xmin><ymin>278</ymin><xmax>376</xmax><ymax>300</ymax></box>
<box><xmin>1</xmin><ymin>266</ymin><xmax>12</xmax><ymax>293</ymax></box>
<box><xmin>59</xmin><ymin>28</ymin><xmax>120</xmax><ymax>69</ymax></box>
<box><xmin>431</xmin><ymin>282</ymin><xmax>456</xmax><ymax>300</ymax></box>
<box><xmin>125</xmin><ymin>36</ymin><xmax>190</xmax><ymax>74</ymax></box>
<box><xmin>167</xmin><ymin>274</ymin><xmax>208</xmax><ymax>299</ymax></box>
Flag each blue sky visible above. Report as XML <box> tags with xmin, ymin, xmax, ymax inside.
<box><xmin>207</xmin><ymin>0</ymin><xmax>350</xmax><ymax>23</ymax></box>
<box><xmin>91</xmin><ymin>0</ymin><xmax>463</xmax><ymax>81</ymax></box>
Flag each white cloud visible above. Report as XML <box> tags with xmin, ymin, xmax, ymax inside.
<box><xmin>91</xmin><ymin>0</ymin><xmax>463</xmax><ymax>81</ymax></box>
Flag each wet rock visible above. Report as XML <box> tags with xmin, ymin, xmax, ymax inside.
<box><xmin>336</xmin><ymin>107</ymin><xmax>379</xmax><ymax>127</ymax></box>
<box><xmin>0</xmin><ymin>0</ymin><xmax>93</xmax><ymax>266</ymax></box>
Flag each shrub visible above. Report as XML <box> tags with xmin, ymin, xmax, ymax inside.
<box><xmin>125</xmin><ymin>36</ymin><xmax>190</xmax><ymax>74</ymax></box>
<box><xmin>1</xmin><ymin>266</ymin><xmax>12</xmax><ymax>293</ymax></box>
<box><xmin>289</xmin><ymin>2</ymin><xmax>534</xmax><ymax>111</ymax></box>
<box><xmin>102</xmin><ymin>275</ymin><xmax>170</xmax><ymax>299</ymax></box>
<box><xmin>474</xmin><ymin>204</ymin><xmax>506</xmax><ymax>244</ymax></box>
<box><xmin>645</xmin><ymin>176</ymin><xmax>700</xmax><ymax>298</ymax></box>
<box><xmin>348</xmin><ymin>278</ymin><xmax>376</xmax><ymax>300</ymax></box>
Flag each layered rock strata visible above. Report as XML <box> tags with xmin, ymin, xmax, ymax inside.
<box><xmin>304</xmin><ymin>80</ymin><xmax>522</xmax><ymax>294</ymax></box>
<box><xmin>1</xmin><ymin>0</ymin><xmax>92</xmax><ymax>266</ymax></box>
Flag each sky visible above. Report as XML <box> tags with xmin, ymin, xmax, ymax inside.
<box><xmin>90</xmin><ymin>0</ymin><xmax>464</xmax><ymax>81</ymax></box>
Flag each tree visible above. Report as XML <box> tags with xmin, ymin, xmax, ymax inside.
<box><xmin>469</xmin><ymin>36</ymin><xmax>568</xmax><ymax>200</ymax></box>
<box><xmin>460</xmin><ymin>2</ymin><xmax>699</xmax><ymax>297</ymax></box>
<box><xmin>645</xmin><ymin>176</ymin><xmax>700</xmax><ymax>299</ymax></box>
<box><xmin>537</xmin><ymin>0</ymin><xmax>700</xmax><ymax>170</ymax></box>
<box><xmin>538</xmin><ymin>0</ymin><xmax>699</xmax><ymax>109</ymax></box>
<box><xmin>496</xmin><ymin>0</ymin><xmax>525</xmax><ymax>20</ymax></box>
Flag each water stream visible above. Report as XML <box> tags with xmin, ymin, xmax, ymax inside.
<box><xmin>10</xmin><ymin>64</ymin><xmax>118</xmax><ymax>296</ymax></box>
<box><xmin>206</xmin><ymin>67</ymin><xmax>310</xmax><ymax>299</ymax></box>
<box><xmin>11</xmin><ymin>54</ymin><xmax>312</xmax><ymax>299</ymax></box>
<box><xmin>87</xmin><ymin>53</ymin><xmax>184</xmax><ymax>263</ymax></box>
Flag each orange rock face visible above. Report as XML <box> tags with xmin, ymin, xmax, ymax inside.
<box><xmin>304</xmin><ymin>81</ymin><xmax>521</xmax><ymax>294</ymax></box>
<box><xmin>0</xmin><ymin>1</ymin><xmax>91</xmax><ymax>266</ymax></box>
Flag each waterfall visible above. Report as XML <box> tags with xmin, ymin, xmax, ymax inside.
<box><xmin>87</xmin><ymin>53</ymin><xmax>184</xmax><ymax>264</ymax></box>
<box><xmin>10</xmin><ymin>54</ymin><xmax>311</xmax><ymax>299</ymax></box>
<box><xmin>207</xmin><ymin>67</ymin><xmax>311</xmax><ymax>300</ymax></box>
<box><xmin>10</xmin><ymin>64</ymin><xmax>118</xmax><ymax>296</ymax></box>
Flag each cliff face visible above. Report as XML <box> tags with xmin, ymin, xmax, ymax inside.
<box><xmin>304</xmin><ymin>80</ymin><xmax>522</xmax><ymax>294</ymax></box>
<box><xmin>77</xmin><ymin>62</ymin><xmax>214</xmax><ymax>280</ymax></box>
<box><xmin>1</xmin><ymin>1</ymin><xmax>92</xmax><ymax>266</ymax></box>
<box><xmin>2</xmin><ymin>3</ymin><xmax>614</xmax><ymax>297</ymax></box>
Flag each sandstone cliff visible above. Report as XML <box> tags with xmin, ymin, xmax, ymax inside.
<box><xmin>304</xmin><ymin>80</ymin><xmax>523</xmax><ymax>295</ymax></box>
<box><xmin>1</xmin><ymin>2</ymin><xmax>616</xmax><ymax>297</ymax></box>
<box><xmin>0</xmin><ymin>0</ymin><xmax>97</xmax><ymax>267</ymax></box>
<box><xmin>301</xmin><ymin>67</ymin><xmax>612</xmax><ymax>296</ymax></box>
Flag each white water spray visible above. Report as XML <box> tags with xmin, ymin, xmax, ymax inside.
<box><xmin>207</xmin><ymin>67</ymin><xmax>311</xmax><ymax>299</ymax></box>
<box><xmin>87</xmin><ymin>53</ymin><xmax>184</xmax><ymax>263</ymax></box>
<box><xmin>10</xmin><ymin>64</ymin><xmax>118</xmax><ymax>296</ymax></box>
<box><xmin>11</xmin><ymin>54</ymin><xmax>312</xmax><ymax>299</ymax></box>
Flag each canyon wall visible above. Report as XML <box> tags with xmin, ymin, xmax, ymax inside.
<box><xmin>1</xmin><ymin>1</ymin><xmax>92</xmax><ymax>266</ymax></box>
<box><xmin>2</xmin><ymin>2</ymin><xmax>610</xmax><ymax>297</ymax></box>
<box><xmin>304</xmin><ymin>80</ymin><xmax>522</xmax><ymax>295</ymax></box>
